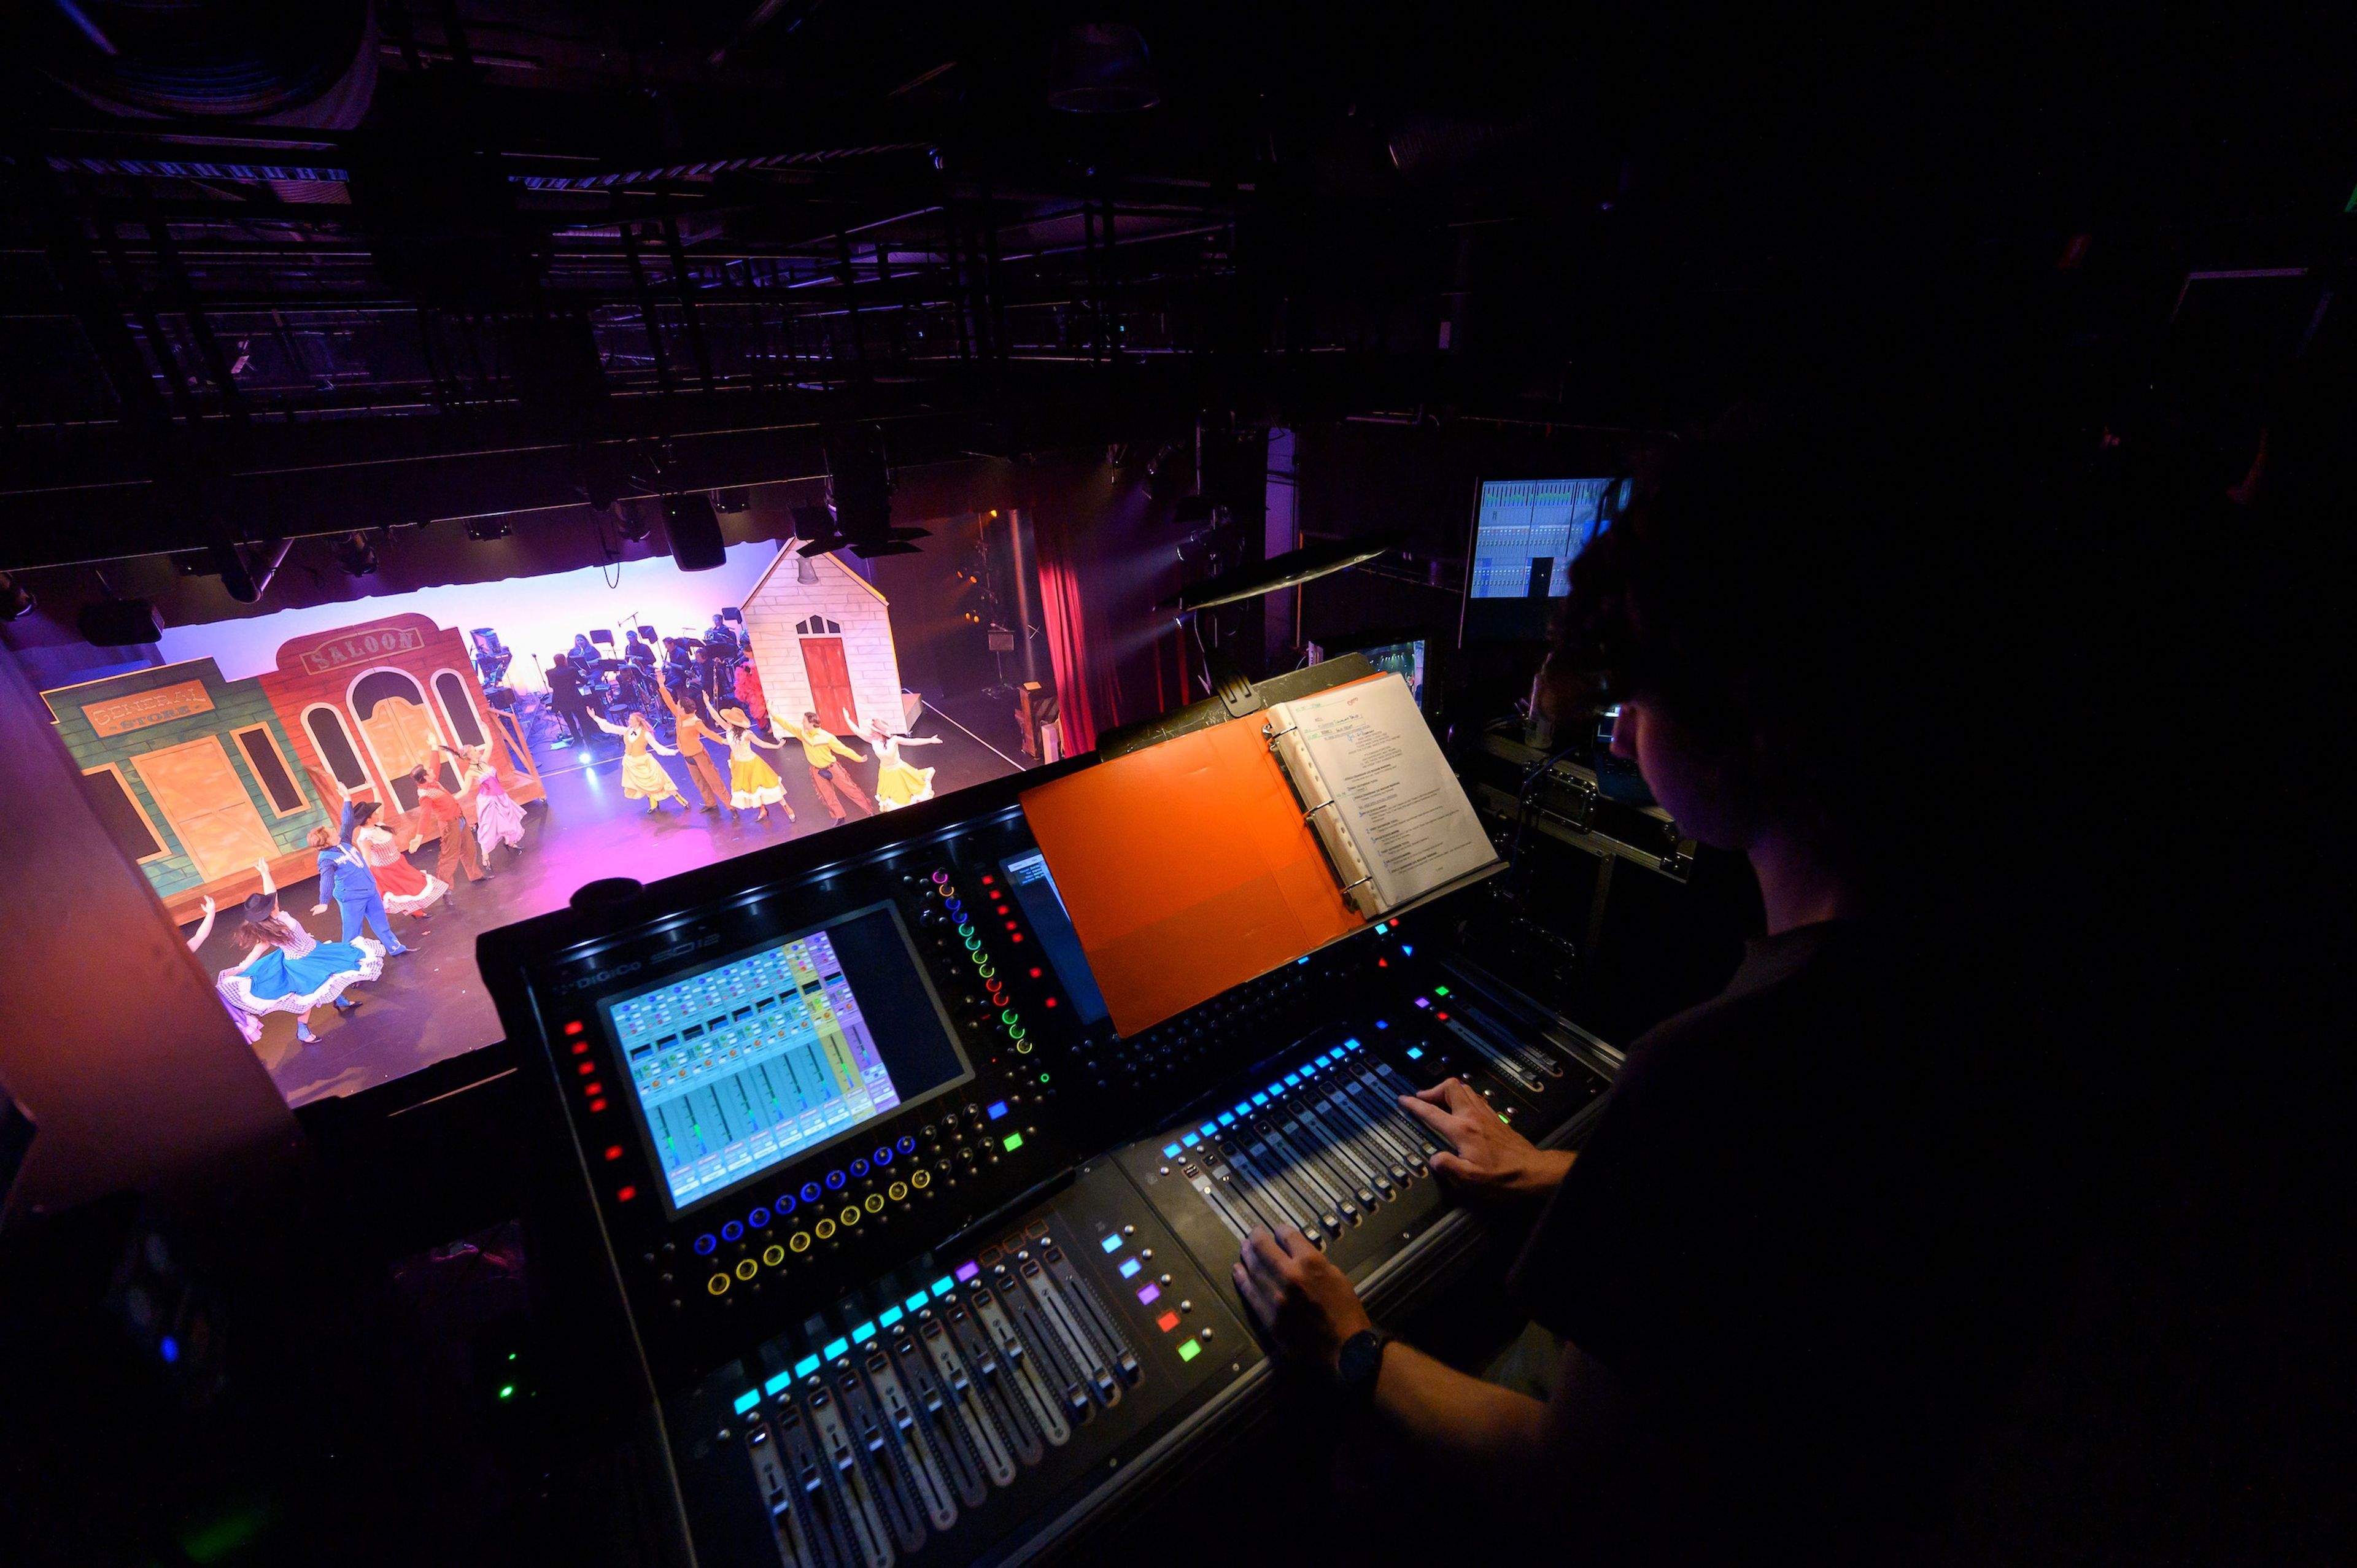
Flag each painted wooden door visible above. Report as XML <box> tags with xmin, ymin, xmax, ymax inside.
<box><xmin>799</xmin><ymin>638</ymin><xmax>857</xmax><ymax>736</ymax></box>
<box><xmin>353</xmin><ymin>671</ymin><xmax>443</xmax><ymax>811</ymax></box>
<box><xmin>134</xmin><ymin>736</ymin><xmax>278</xmax><ymax>881</ymax></box>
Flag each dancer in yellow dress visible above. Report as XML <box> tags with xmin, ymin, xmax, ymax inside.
<box><xmin>702</xmin><ymin>695</ymin><xmax>794</xmax><ymax>823</ymax></box>
<box><xmin>591</xmin><ymin>711</ymin><xmax>689</xmax><ymax>812</ymax></box>
<box><xmin>864</xmin><ymin>717</ymin><xmax>943</xmax><ymax>811</ymax></box>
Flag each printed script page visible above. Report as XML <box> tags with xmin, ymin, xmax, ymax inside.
<box><xmin>1288</xmin><ymin>673</ymin><xmax>1496</xmax><ymax>913</ymax></box>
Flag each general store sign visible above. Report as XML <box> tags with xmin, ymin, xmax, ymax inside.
<box><xmin>85</xmin><ymin>679</ymin><xmax>214</xmax><ymax>737</ymax></box>
<box><xmin>298</xmin><ymin>626</ymin><xmax>422</xmax><ymax>676</ymax></box>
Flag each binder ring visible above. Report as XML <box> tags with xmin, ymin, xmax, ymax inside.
<box><xmin>1304</xmin><ymin>798</ymin><xmax>1338</xmax><ymax>821</ymax></box>
<box><xmin>1263</xmin><ymin>720</ymin><xmax>1299</xmax><ymax>751</ymax></box>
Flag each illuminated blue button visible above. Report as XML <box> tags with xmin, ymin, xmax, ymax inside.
<box><xmin>826</xmin><ymin>1170</ymin><xmax>847</xmax><ymax>1191</ymax></box>
<box><xmin>850</xmin><ymin>1158</ymin><xmax>869</xmax><ymax>1178</ymax></box>
<box><xmin>1100</xmin><ymin>1234</ymin><xmax>1124</xmax><ymax>1253</ymax></box>
<box><xmin>764</xmin><ymin>1370</ymin><xmax>792</xmax><ymax>1395</ymax></box>
<box><xmin>1402</xmin><ymin>944</ymin><xmax>1414</xmax><ymax>956</ymax></box>
<box><xmin>794</xmin><ymin>1354</ymin><xmax>821</xmax><ymax>1378</ymax></box>
<box><xmin>777</xmin><ymin>1194</ymin><xmax>797</xmax><ymax>1216</ymax></box>
<box><xmin>822</xmin><ymin>1337</ymin><xmax>850</xmax><ymax>1361</ymax></box>
<box><xmin>897</xmin><ymin>1135</ymin><xmax>916</xmax><ymax>1154</ymax></box>
<box><xmin>694</xmin><ymin>1234</ymin><xmax>718</xmax><ymax>1256</ymax></box>
<box><xmin>1298</xmin><ymin>956</ymin><xmax>1310</xmax><ymax>965</ymax></box>
<box><xmin>1407</xmin><ymin>1046</ymin><xmax>1423</xmax><ymax>1060</ymax></box>
<box><xmin>905</xmin><ymin>1291</ymin><xmax>929</xmax><ymax>1312</ymax></box>
<box><xmin>749</xmin><ymin>1207</ymin><xmax>771</xmax><ymax>1229</ymax></box>
<box><xmin>874</xmin><ymin>1146</ymin><xmax>892</xmax><ymax>1166</ymax></box>
<box><xmin>851</xmin><ymin>1321</ymin><xmax>876</xmax><ymax>1344</ymax></box>
<box><xmin>878</xmin><ymin>1306</ymin><xmax>904</xmax><ymax>1329</ymax></box>
<box><xmin>1119</xmin><ymin>1257</ymin><xmax>1142</xmax><ymax>1278</ymax></box>
<box><xmin>1252</xmin><ymin>1093</ymin><xmax>1269</xmax><ymax>1105</ymax></box>
<box><xmin>733</xmin><ymin>1390</ymin><xmax>761</xmax><ymax>1415</ymax></box>
<box><xmin>987</xmin><ymin>1101</ymin><xmax>1008</xmax><ymax>1120</ymax></box>
<box><xmin>1266</xmin><ymin>1083</ymin><xmax>1283</xmax><ymax>1097</ymax></box>
<box><xmin>1181</xmin><ymin>1132</ymin><xmax>1200</xmax><ymax>1148</ymax></box>
<box><xmin>802</xmin><ymin>1182</ymin><xmax>822</xmax><ymax>1204</ymax></box>
<box><xmin>721</xmin><ymin>1220</ymin><xmax>745</xmax><ymax>1242</ymax></box>
<box><xmin>1218</xmin><ymin>1113</ymin><xmax>1234</xmax><ymax>1126</ymax></box>
<box><xmin>1162</xmin><ymin>1143</ymin><xmax>1182</xmax><ymax>1158</ymax></box>
<box><xmin>1344</xmin><ymin>1037</ymin><xmax>1361</xmax><ymax>1049</ymax></box>
<box><xmin>1198</xmin><ymin>1122</ymin><xmax>1217</xmax><ymax>1137</ymax></box>
<box><xmin>1233</xmin><ymin>1103</ymin><xmax>1251</xmax><ymax>1118</ymax></box>
<box><xmin>1375</xmin><ymin>1019</ymin><xmax>1390</xmax><ymax>1029</ymax></box>
<box><xmin>931</xmin><ymin>1276</ymin><xmax>955</xmax><ymax>1297</ymax></box>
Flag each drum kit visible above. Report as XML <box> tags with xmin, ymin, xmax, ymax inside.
<box><xmin>470</xmin><ymin>614</ymin><xmax>751</xmax><ymax>751</ymax></box>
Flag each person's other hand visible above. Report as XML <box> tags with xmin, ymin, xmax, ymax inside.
<box><xmin>1399</xmin><ymin>1078</ymin><xmax>1574</xmax><ymax>1200</ymax></box>
<box><xmin>310</xmin><ymin>903</ymin><xmax>329</xmax><ymax>916</ymax></box>
<box><xmin>199</xmin><ymin>896</ymin><xmax>215</xmax><ymax>916</ymax></box>
<box><xmin>1232</xmin><ymin>1224</ymin><xmax>1373</xmax><ymax>1372</ymax></box>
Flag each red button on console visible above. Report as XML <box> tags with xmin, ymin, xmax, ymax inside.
<box><xmin>1156</xmin><ymin>1310</ymin><xmax>1181</xmax><ymax>1333</ymax></box>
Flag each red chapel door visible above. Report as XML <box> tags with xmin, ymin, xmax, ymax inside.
<box><xmin>799</xmin><ymin>638</ymin><xmax>857</xmax><ymax>735</ymax></box>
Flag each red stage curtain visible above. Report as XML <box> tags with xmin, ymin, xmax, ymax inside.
<box><xmin>1035</xmin><ymin>549</ymin><xmax>1099</xmax><ymax>754</ymax></box>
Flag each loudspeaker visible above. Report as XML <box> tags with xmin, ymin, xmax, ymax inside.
<box><xmin>77</xmin><ymin>600</ymin><xmax>163</xmax><ymax>647</ymax></box>
<box><xmin>663</xmin><ymin>492</ymin><xmax>727</xmax><ymax>572</ymax></box>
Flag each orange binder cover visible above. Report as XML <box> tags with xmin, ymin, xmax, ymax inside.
<box><xmin>1019</xmin><ymin>713</ymin><xmax>1363</xmax><ymax>1037</ymax></box>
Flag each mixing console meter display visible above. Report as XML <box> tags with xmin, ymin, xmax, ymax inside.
<box><xmin>482</xmin><ymin>765</ymin><xmax>1620</xmax><ymax>1567</ymax></box>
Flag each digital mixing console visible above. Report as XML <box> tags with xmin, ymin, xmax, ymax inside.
<box><xmin>482</xmin><ymin>763</ymin><xmax>1619</xmax><ymax>1567</ymax></box>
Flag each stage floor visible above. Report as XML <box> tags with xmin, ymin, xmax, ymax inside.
<box><xmin>188</xmin><ymin>706</ymin><xmax>1028</xmax><ymax>1108</ymax></box>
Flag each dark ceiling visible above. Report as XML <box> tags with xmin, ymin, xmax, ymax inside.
<box><xmin>2</xmin><ymin>1</ymin><xmax>2351</xmax><ymax>571</ymax></box>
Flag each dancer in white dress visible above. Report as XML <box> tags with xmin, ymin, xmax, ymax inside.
<box><xmin>865</xmin><ymin>719</ymin><xmax>943</xmax><ymax>811</ymax></box>
<box><xmin>442</xmin><ymin>743</ymin><xmax>527</xmax><ymax>864</ymax></box>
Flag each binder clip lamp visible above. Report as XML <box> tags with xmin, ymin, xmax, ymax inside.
<box><xmin>1097</xmin><ymin>535</ymin><xmax>1405</xmax><ymax>759</ymax></box>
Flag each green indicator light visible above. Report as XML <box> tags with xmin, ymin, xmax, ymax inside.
<box><xmin>498</xmin><ymin>1385</ymin><xmax>516</xmax><ymax>1399</ymax></box>
<box><xmin>1039</xmin><ymin>1073</ymin><xmax>1050</xmax><ymax>1083</ymax></box>
<box><xmin>1002</xmin><ymin>1133</ymin><xmax>1024</xmax><ymax>1152</ymax></box>
<box><xmin>1001</xmin><ymin>1008</ymin><xmax>1018</xmax><ymax>1024</ymax></box>
<box><xmin>977</xmin><ymin>964</ymin><xmax>995</xmax><ymax>978</ymax></box>
<box><xmin>506</xmin><ymin>1351</ymin><xmax>517</xmax><ymax>1361</ymax></box>
<box><xmin>1177</xmin><ymin>1340</ymin><xmax>1201</xmax><ymax>1362</ymax></box>
<box><xmin>1433</xmin><ymin>985</ymin><xmax>1450</xmax><ymax>997</ymax></box>
<box><xmin>1008</xmin><ymin>1025</ymin><xmax>1025</xmax><ymax>1040</ymax></box>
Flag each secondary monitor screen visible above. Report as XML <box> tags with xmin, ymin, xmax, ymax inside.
<box><xmin>999</xmin><ymin>849</ymin><xmax>1111</xmax><ymax>1027</ymax></box>
<box><xmin>601</xmin><ymin>902</ymin><xmax>971</xmax><ymax>1216</ymax></box>
<box><xmin>1461</xmin><ymin>477</ymin><xmax>1628</xmax><ymax>642</ymax></box>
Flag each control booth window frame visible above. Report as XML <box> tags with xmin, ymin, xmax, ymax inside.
<box><xmin>81</xmin><ymin>761</ymin><xmax>173</xmax><ymax>863</ymax></box>
<box><xmin>230</xmin><ymin>722</ymin><xmax>309</xmax><ymax>818</ymax></box>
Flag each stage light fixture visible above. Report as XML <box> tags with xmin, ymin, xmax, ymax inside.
<box><xmin>663</xmin><ymin>492</ymin><xmax>728</xmax><ymax>572</ymax></box>
<box><xmin>0</xmin><ymin>572</ymin><xmax>34</xmax><ymax>622</ymax></box>
<box><xmin>613</xmin><ymin>498</ymin><xmax>652</xmax><ymax>544</ymax></box>
<box><xmin>332</xmin><ymin>531</ymin><xmax>379</xmax><ymax>577</ymax></box>
<box><xmin>465</xmin><ymin>519</ymin><xmax>513</xmax><ymax>541</ymax></box>
<box><xmin>79</xmin><ymin>598</ymin><xmax>164</xmax><ymax>647</ymax></box>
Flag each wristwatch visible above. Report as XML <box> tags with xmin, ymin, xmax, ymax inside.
<box><xmin>1335</xmin><ymin>1329</ymin><xmax>1392</xmax><ymax>1404</ymax></box>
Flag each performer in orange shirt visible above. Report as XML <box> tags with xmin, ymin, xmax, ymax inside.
<box><xmin>412</xmin><ymin>762</ymin><xmax>492</xmax><ymax>898</ymax></box>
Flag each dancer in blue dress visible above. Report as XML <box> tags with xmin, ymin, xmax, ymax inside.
<box><xmin>215</xmin><ymin>859</ymin><xmax>382</xmax><ymax>1046</ymax></box>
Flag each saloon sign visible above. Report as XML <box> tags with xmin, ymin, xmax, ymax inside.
<box><xmin>298</xmin><ymin>625</ymin><xmax>424</xmax><ymax>676</ymax></box>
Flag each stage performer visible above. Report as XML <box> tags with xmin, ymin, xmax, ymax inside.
<box><xmin>733</xmin><ymin>654</ymin><xmax>770</xmax><ymax>733</ymax></box>
<box><xmin>702</xmin><ymin>694</ymin><xmax>795</xmax><ymax>824</ymax></box>
<box><xmin>546</xmin><ymin>654</ymin><xmax>595</xmax><ymax>746</ymax></box>
<box><xmin>444</xmin><ymin>743</ymin><xmax>528</xmax><ymax>864</ymax></box>
<box><xmin>217</xmin><ymin>859</ymin><xmax>377</xmax><ymax>1046</ymax></box>
<box><xmin>309</xmin><ymin>822</ymin><xmax>416</xmax><ymax>955</ymax></box>
<box><xmin>780</xmin><ymin>711</ymin><xmax>872</xmax><ymax>824</ymax></box>
<box><xmin>413</xmin><ymin>763</ymin><xmax>492</xmax><ymax>894</ymax></box>
<box><xmin>349</xmin><ymin>798</ymin><xmax>449</xmax><ymax>922</ymax></box>
<box><xmin>656</xmin><ymin>670</ymin><xmax>732</xmax><ymax>814</ymax></box>
<box><xmin>865</xmin><ymin>719</ymin><xmax>943</xmax><ymax>812</ymax></box>
<box><xmin>591</xmin><ymin>711</ymin><xmax>690</xmax><ymax>813</ymax></box>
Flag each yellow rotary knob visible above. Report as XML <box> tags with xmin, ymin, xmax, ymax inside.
<box><xmin>864</xmin><ymin>1192</ymin><xmax>884</xmax><ymax>1213</ymax></box>
<box><xmin>887</xmin><ymin>1181</ymin><xmax>908</xmax><ymax>1202</ymax></box>
<box><xmin>735</xmin><ymin>1257</ymin><xmax>758</xmax><ymax>1281</ymax></box>
<box><xmin>814</xmin><ymin>1218</ymin><xmax>835</xmax><ymax>1240</ymax></box>
<box><xmin>789</xmin><ymin>1230</ymin><xmax>812</xmax><ymax>1253</ymax></box>
<box><xmin>840</xmin><ymin>1205</ymin><xmax>861</xmax><ymax>1227</ymax></box>
<box><xmin>910</xmin><ymin>1169</ymin><xmax>931</xmax><ymax>1189</ymax></box>
<box><xmin>762</xmin><ymin>1244</ymin><xmax>786</xmax><ymax>1267</ymax></box>
<box><xmin>706</xmin><ymin>1273</ymin><xmax>730</xmax><ymax>1296</ymax></box>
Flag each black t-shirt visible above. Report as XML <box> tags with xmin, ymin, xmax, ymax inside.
<box><xmin>1511</xmin><ymin>920</ymin><xmax>2076</xmax><ymax>1564</ymax></box>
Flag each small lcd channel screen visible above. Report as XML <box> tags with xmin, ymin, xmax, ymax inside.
<box><xmin>1460</xmin><ymin>477</ymin><xmax>1629</xmax><ymax>643</ymax></box>
<box><xmin>598</xmin><ymin>902</ymin><xmax>971</xmax><ymax>1217</ymax></box>
<box><xmin>999</xmin><ymin>849</ymin><xmax>1110</xmax><ymax>1027</ymax></box>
